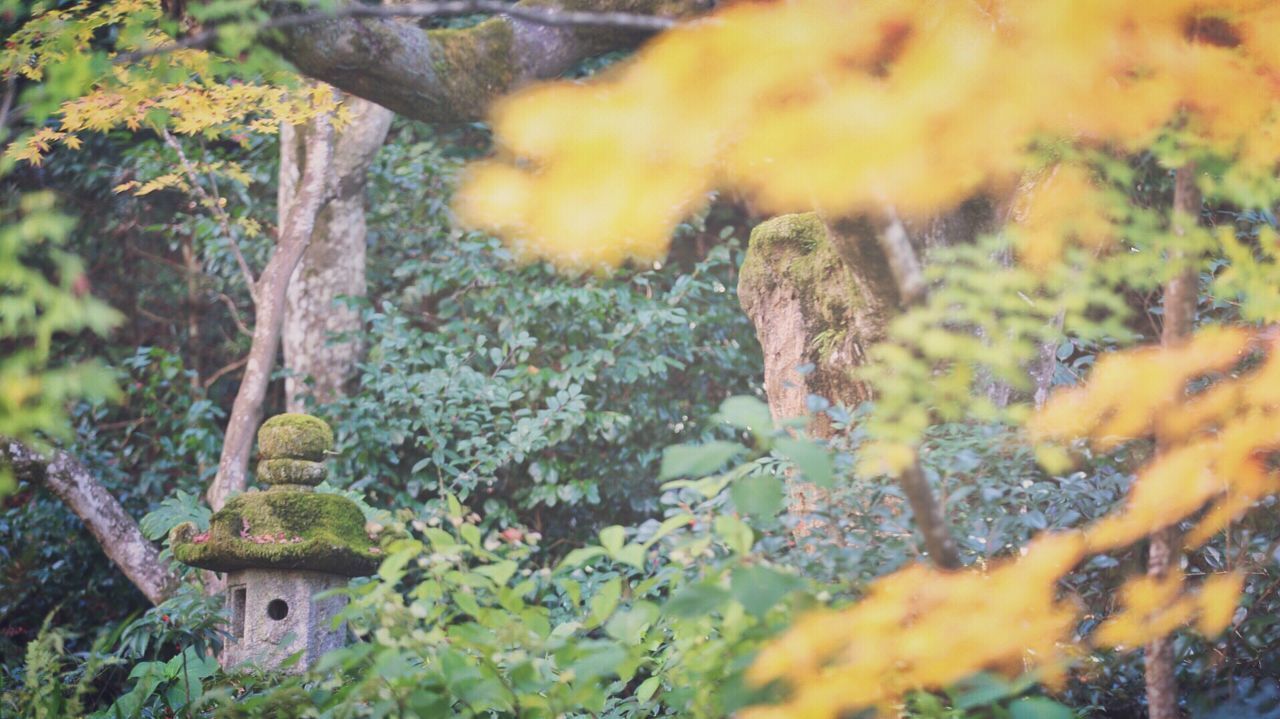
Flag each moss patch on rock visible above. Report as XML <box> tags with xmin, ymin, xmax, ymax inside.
<box><xmin>172</xmin><ymin>491</ymin><xmax>378</xmax><ymax>576</ymax></box>
<box><xmin>257</xmin><ymin>414</ymin><xmax>334</xmax><ymax>461</ymax></box>
<box><xmin>257</xmin><ymin>458</ymin><xmax>327</xmax><ymax>486</ymax></box>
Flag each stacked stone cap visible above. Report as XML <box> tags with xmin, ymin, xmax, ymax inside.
<box><xmin>172</xmin><ymin>413</ymin><xmax>379</xmax><ymax>577</ymax></box>
<box><xmin>257</xmin><ymin>414</ymin><xmax>333</xmax><ymax>488</ymax></box>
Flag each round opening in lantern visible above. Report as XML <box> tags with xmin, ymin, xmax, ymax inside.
<box><xmin>267</xmin><ymin>599</ymin><xmax>289</xmax><ymax>621</ymax></box>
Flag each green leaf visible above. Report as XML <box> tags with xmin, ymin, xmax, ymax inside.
<box><xmin>599</xmin><ymin>525</ymin><xmax>626</xmax><ymax>555</ymax></box>
<box><xmin>1009</xmin><ymin>697</ymin><xmax>1076</xmax><ymax>719</ymax></box>
<box><xmin>558</xmin><ymin>547</ymin><xmax>607</xmax><ymax>570</ymax></box>
<box><xmin>587</xmin><ymin>577</ymin><xmax>622</xmax><ymax>628</ymax></box>
<box><xmin>665</xmin><ymin>581</ymin><xmax>731</xmax><ymax>617</ymax></box>
<box><xmin>474</xmin><ymin>560</ymin><xmax>518</xmax><ymax>587</ymax></box>
<box><xmin>378</xmin><ymin>539</ymin><xmax>424</xmax><ymax>583</ymax></box>
<box><xmin>569</xmin><ymin>642</ymin><xmax>627</xmax><ymax>682</ymax></box>
<box><xmin>139</xmin><ymin>490</ymin><xmax>210</xmax><ymax>540</ymax></box>
<box><xmin>660</xmin><ymin>441</ymin><xmax>744</xmax><ymax>480</ymax></box>
<box><xmin>730</xmin><ymin>565</ymin><xmax>800</xmax><ymax>616</ymax></box>
<box><xmin>718</xmin><ymin>395</ymin><xmax>773</xmax><ymax>438</ymax></box>
<box><xmin>605</xmin><ymin>601</ymin><xmax>660</xmax><ymax>644</ymax></box>
<box><xmin>714</xmin><ymin>515</ymin><xmax>754</xmax><ymax>555</ymax></box>
<box><xmin>952</xmin><ymin>673</ymin><xmax>1014</xmax><ymax>709</ymax></box>
<box><xmin>615</xmin><ymin>544</ymin><xmax>647</xmax><ymax>569</ymax></box>
<box><xmin>642</xmin><ymin>513</ymin><xmax>694</xmax><ymax>549</ymax></box>
<box><xmin>425</xmin><ymin>528</ymin><xmax>458</xmax><ymax>549</ymax></box>
<box><xmin>636</xmin><ymin>676</ymin><xmax>662</xmax><ymax>703</ymax></box>
<box><xmin>774</xmin><ymin>437</ymin><xmax>834</xmax><ymax>488</ymax></box>
<box><xmin>730</xmin><ymin>474</ymin><xmax>784</xmax><ymax>518</ymax></box>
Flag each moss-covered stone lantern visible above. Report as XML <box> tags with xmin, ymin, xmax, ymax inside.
<box><xmin>171</xmin><ymin>414</ymin><xmax>379</xmax><ymax>672</ymax></box>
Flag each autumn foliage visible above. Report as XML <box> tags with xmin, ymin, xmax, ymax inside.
<box><xmin>453</xmin><ymin>0</ymin><xmax>1280</xmax><ymax>715</ymax></box>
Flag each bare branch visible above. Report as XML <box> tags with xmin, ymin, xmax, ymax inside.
<box><xmin>203</xmin><ymin>355</ymin><xmax>250</xmax><ymax>389</ymax></box>
<box><xmin>3</xmin><ymin>439</ymin><xmax>179</xmax><ymax>605</ymax></box>
<box><xmin>877</xmin><ymin>206</ymin><xmax>926</xmax><ymax>306</ymax></box>
<box><xmin>160</xmin><ymin>130</ymin><xmax>260</xmax><ymax>304</ymax></box>
<box><xmin>215</xmin><ymin>292</ymin><xmax>253</xmax><ymax>336</ymax></box>
<box><xmin>117</xmin><ymin>0</ymin><xmax>680</xmax><ymax>63</ymax></box>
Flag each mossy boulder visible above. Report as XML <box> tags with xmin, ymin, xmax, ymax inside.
<box><xmin>257</xmin><ymin>413</ymin><xmax>334</xmax><ymax>461</ymax></box>
<box><xmin>172</xmin><ymin>491</ymin><xmax>378</xmax><ymax>577</ymax></box>
<box><xmin>257</xmin><ymin>458</ymin><xmax>327</xmax><ymax>486</ymax></box>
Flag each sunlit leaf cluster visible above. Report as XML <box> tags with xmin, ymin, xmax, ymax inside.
<box><xmin>2</xmin><ymin>0</ymin><xmax>340</xmax><ymax>168</ymax></box>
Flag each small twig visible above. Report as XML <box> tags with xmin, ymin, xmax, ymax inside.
<box><xmin>137</xmin><ymin>304</ymin><xmax>171</xmax><ymax>325</ymax></box>
<box><xmin>160</xmin><ymin>129</ymin><xmax>260</xmax><ymax>303</ymax></box>
<box><xmin>125</xmin><ymin>240</ymin><xmax>188</xmax><ymax>272</ymax></box>
<box><xmin>203</xmin><ymin>355</ymin><xmax>249</xmax><ymax>389</ymax></box>
<box><xmin>116</xmin><ymin>0</ymin><xmax>680</xmax><ymax>64</ymax></box>
<box><xmin>214</xmin><ymin>292</ymin><xmax>253</xmax><ymax>337</ymax></box>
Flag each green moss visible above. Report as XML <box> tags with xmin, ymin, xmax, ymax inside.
<box><xmin>740</xmin><ymin>213</ymin><xmax>865</xmax><ymax>330</ymax></box>
<box><xmin>172</xmin><ymin>491</ymin><xmax>378</xmax><ymax>576</ymax></box>
<box><xmin>429</xmin><ymin>20</ymin><xmax>515</xmax><ymax>121</ymax></box>
<box><xmin>257</xmin><ymin>414</ymin><xmax>334</xmax><ymax>461</ymax></box>
<box><xmin>257</xmin><ymin>458</ymin><xmax>327</xmax><ymax>486</ymax></box>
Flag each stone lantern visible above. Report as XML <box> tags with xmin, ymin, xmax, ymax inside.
<box><xmin>171</xmin><ymin>414</ymin><xmax>379</xmax><ymax>672</ymax></box>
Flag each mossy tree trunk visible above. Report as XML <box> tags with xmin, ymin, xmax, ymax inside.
<box><xmin>738</xmin><ymin>214</ymin><xmax>895</xmax><ymax>541</ymax></box>
<box><xmin>737</xmin><ymin>202</ymin><xmax>994</xmax><ymax>567</ymax></box>
<box><xmin>282</xmin><ymin>92</ymin><xmax>393</xmax><ymax>413</ymax></box>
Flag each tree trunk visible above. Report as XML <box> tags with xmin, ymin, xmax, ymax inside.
<box><xmin>1144</xmin><ymin>162</ymin><xmax>1201</xmax><ymax>719</ymax></box>
<box><xmin>2</xmin><ymin>440</ymin><xmax>178</xmax><ymax>605</ymax></box>
<box><xmin>737</xmin><ymin>214</ymin><xmax>894</xmax><ymax>541</ymax></box>
<box><xmin>207</xmin><ymin>106</ymin><xmax>335</xmax><ymax>511</ymax></box>
<box><xmin>737</xmin><ymin>203</ymin><xmax>995</xmax><ymax>568</ymax></box>
<box><xmin>282</xmin><ymin>93</ymin><xmax>393</xmax><ymax>412</ymax></box>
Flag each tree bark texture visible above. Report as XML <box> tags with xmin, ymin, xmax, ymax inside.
<box><xmin>207</xmin><ymin>108</ymin><xmax>335</xmax><ymax>511</ymax></box>
<box><xmin>736</xmin><ymin>206</ymin><xmax>994</xmax><ymax>568</ymax></box>
<box><xmin>264</xmin><ymin>0</ymin><xmax>696</xmax><ymax>125</ymax></box>
<box><xmin>283</xmin><ymin>92</ymin><xmax>393</xmax><ymax>412</ymax></box>
<box><xmin>3</xmin><ymin>440</ymin><xmax>178</xmax><ymax>605</ymax></box>
<box><xmin>737</xmin><ymin>213</ymin><xmax>895</xmax><ymax>541</ymax></box>
<box><xmin>1145</xmin><ymin>162</ymin><xmax>1201</xmax><ymax>719</ymax></box>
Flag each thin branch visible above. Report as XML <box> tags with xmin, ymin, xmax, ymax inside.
<box><xmin>215</xmin><ymin>292</ymin><xmax>253</xmax><ymax>337</ymax></box>
<box><xmin>203</xmin><ymin>355</ymin><xmax>250</xmax><ymax>389</ymax></box>
<box><xmin>160</xmin><ymin>129</ymin><xmax>261</xmax><ymax>304</ymax></box>
<box><xmin>878</xmin><ymin>206</ymin><xmax>926</xmax><ymax>306</ymax></box>
<box><xmin>116</xmin><ymin>0</ymin><xmax>680</xmax><ymax>63</ymax></box>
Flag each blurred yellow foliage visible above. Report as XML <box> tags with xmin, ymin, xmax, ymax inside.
<box><xmin>747</xmin><ymin>328</ymin><xmax>1279</xmax><ymax>717</ymax></box>
<box><xmin>459</xmin><ymin>0</ymin><xmax>1280</xmax><ymax>269</ymax></box>
<box><xmin>742</xmin><ymin>534</ymin><xmax>1084</xmax><ymax>718</ymax></box>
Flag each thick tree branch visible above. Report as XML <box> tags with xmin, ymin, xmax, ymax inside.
<box><xmin>2</xmin><ymin>440</ymin><xmax>179</xmax><ymax>605</ymax></box>
<box><xmin>120</xmin><ymin>0</ymin><xmax>679</xmax><ymax>63</ymax></box>
<box><xmin>264</xmin><ymin>0</ymin><xmax>699</xmax><ymax>124</ymax></box>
